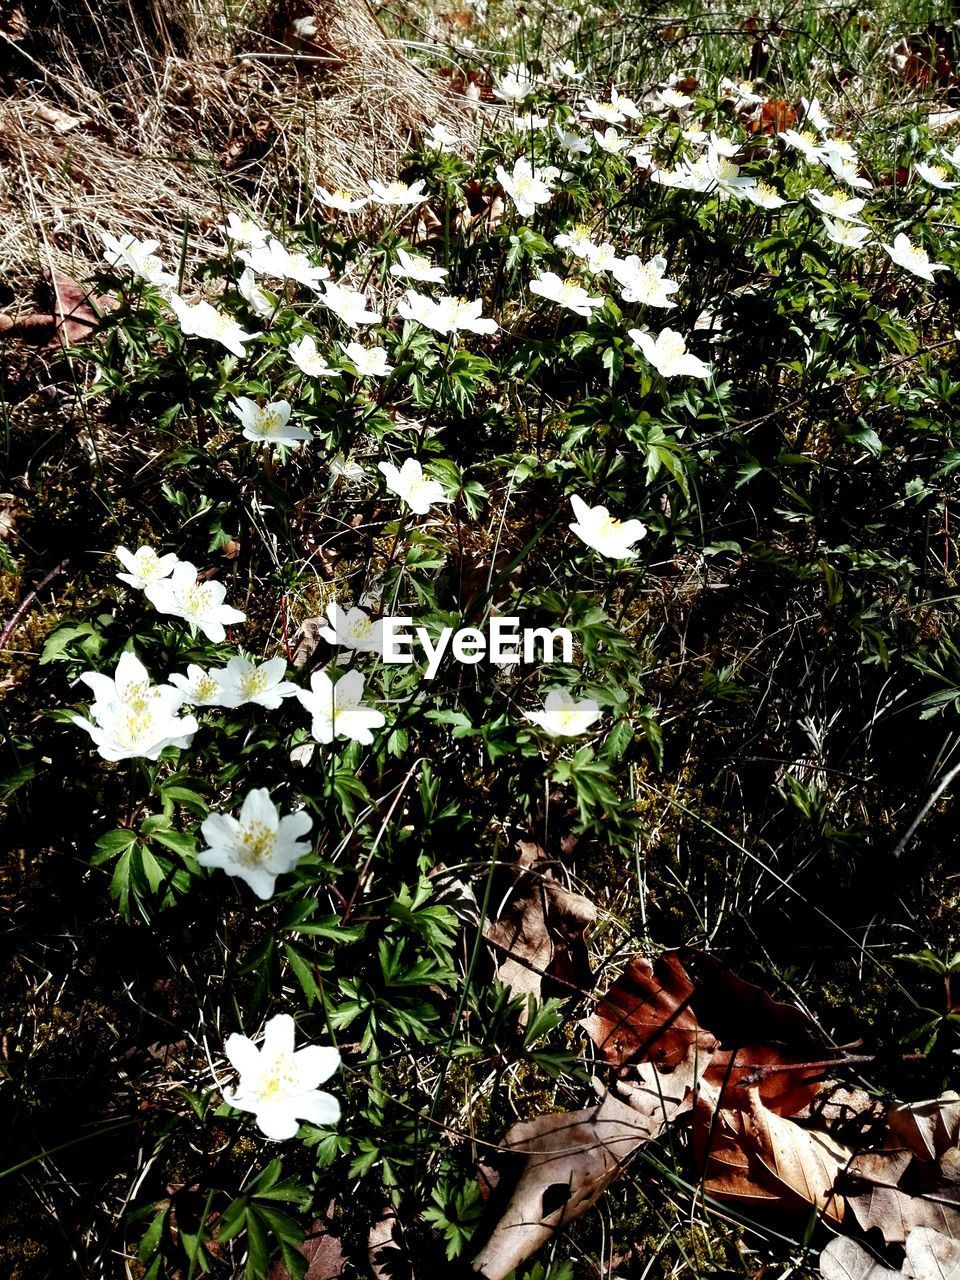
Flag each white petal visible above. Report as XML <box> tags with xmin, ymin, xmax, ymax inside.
<box><xmin>293</xmin><ymin>1089</ymin><xmax>341</xmax><ymax>1128</ymax></box>
<box><xmin>224</xmin><ymin>1032</ymin><xmax>261</xmax><ymax>1077</ymax></box>
<box><xmin>292</xmin><ymin>1045</ymin><xmax>341</xmax><ymax>1088</ymax></box>
<box><xmin>254</xmin><ymin>1102</ymin><xmax>301</xmax><ymax>1140</ymax></box>
<box><xmin>262</xmin><ymin>1013</ymin><xmax>296</xmax><ymax>1060</ymax></box>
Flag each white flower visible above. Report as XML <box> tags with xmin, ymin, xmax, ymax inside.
<box><xmin>741</xmin><ymin>181</ymin><xmax>789</xmax><ymax>210</ymax></box>
<box><xmin>495</xmin><ymin>157</ymin><xmax>556</xmax><ymax>218</ymax></box>
<box><xmin>610</xmin><ymin>254</ymin><xmax>679</xmax><ymax>308</ymax></box>
<box><xmin>315</xmin><ymin>185</ymin><xmax>369</xmax><ymax>213</ymax></box>
<box><xmin>101</xmin><ymin>232</ymin><xmax>176</xmax><ymax>288</ymax></box>
<box><xmin>237</xmin><ymin>267</ymin><xmax>276</xmax><ymax>318</ymax></box>
<box><xmin>628</xmin><ymin>143</ymin><xmax>655</xmax><ymax>170</ymax></box>
<box><xmin>594</xmin><ymin>127</ymin><xmax>627</xmax><ymax>154</ymax></box>
<box><xmin>779</xmin><ymin>128</ymin><xmax>826</xmax><ymax>164</ymax></box>
<box><xmin>329</xmin><ymin>453</ymin><xmax>366</xmax><ymax>482</ymax></box>
<box><xmin>229</xmin><ymin>397</ymin><xmax>312</xmax><ymax>446</ymax></box>
<box><xmin>320</xmin><ymin>281</ymin><xmax>382</xmax><ymax>328</ymax></box>
<box><xmin>584</xmin><ymin>242</ymin><xmax>618</xmax><ymax>274</ymax></box>
<box><xmin>78</xmin><ymin>650</ymin><xmax>183</xmax><ymax>715</ymax></box>
<box><xmin>378</xmin><ymin>457</ymin><xmax>451</xmax><ymax>514</ymax></box>
<box><xmin>554</xmin><ymin>123</ymin><xmax>592</xmax><ymax>158</ymax></box>
<box><xmin>656</xmin><ymin>141</ymin><xmax>757</xmax><ymax>200</ymax></box>
<box><xmin>554</xmin><ymin>225</ymin><xmax>599</xmax><ymax>259</ymax></box>
<box><xmin>552</xmin><ymin>58</ymin><xmax>583</xmax><ymax>81</ymax></box>
<box><xmin>828</xmin><ymin>159</ymin><xmax>872</xmax><ymax>191</ymax></box>
<box><xmin>73</xmin><ymin>652</ymin><xmax>197</xmax><ymax>761</ymax></box>
<box><xmin>655</xmin><ymin>86</ymin><xmax>692</xmax><ymax>111</ymax></box>
<box><xmin>222</xmin><ymin>1013</ymin><xmax>339</xmax><ymax>1139</ymax></box>
<box><xmin>821</xmin><ymin>217</ymin><xmax>872</xmax><ymax>250</ymax></box>
<box><xmin>289</xmin><ymin>334</ymin><xmax>340</xmax><ymax>379</ymax></box>
<box><xmin>115</xmin><ymin>545</ymin><xmax>178</xmax><ymax>590</ymax></box>
<box><xmin>238</xmin><ymin>238</ymin><xmax>330</xmax><ymax>292</ymax></box>
<box><xmin>199</xmin><ymin>791</ymin><xmax>312</xmax><ymax>901</ymax></box>
<box><xmin>342</xmin><ymin>341</ymin><xmax>393</xmax><ymax>378</ymax></box>
<box><xmin>298</xmin><ymin>668</ymin><xmax>385</xmax><ymax>745</ymax></box>
<box><xmin>169</xmin><ymin>296</ymin><xmax>258</xmax><ymax>358</ymax></box>
<box><xmin>611</xmin><ymin>89</ymin><xmax>642</xmax><ymax>119</ymax></box>
<box><xmin>629</xmin><ymin>327</ymin><xmax>711</xmax><ymax>379</ymax></box>
<box><xmin>529</xmin><ymin>271</ymin><xmax>604</xmax><ymax>317</ymax></box>
<box><xmin>318</xmin><ymin>602</ymin><xmax>384</xmax><ymax>653</ymax></box>
<box><xmin>707</xmin><ymin>131</ymin><xmax>742</xmax><ymax>158</ymax></box>
<box><xmin>916</xmin><ymin>161</ymin><xmax>960</xmax><ymax>190</ymax></box>
<box><xmin>389</xmin><ymin>246</ymin><xmax>448</xmax><ymax>284</ymax></box>
<box><xmin>707</xmin><ymin>151</ymin><xmax>758</xmax><ymax>198</ymax></box>
<box><xmin>396</xmin><ymin>291</ymin><xmax>497</xmax><ymax>336</ymax></box>
<box><xmin>523</xmin><ymin>689</ymin><xmax>602</xmax><ymax>737</ymax></box>
<box><xmin>801</xmin><ymin>96</ymin><xmax>832</xmax><ymax>134</ymax></box>
<box><xmin>366</xmin><ymin>178</ymin><xmax>427</xmax><ymax>206</ymax></box>
<box><xmin>719</xmin><ymin>77</ymin><xmax>764</xmax><ymax>108</ymax></box>
<box><xmin>426</xmin><ymin>122</ymin><xmax>460</xmax><ymax>151</ymax></box>
<box><xmin>73</xmin><ymin>698</ymin><xmax>197</xmax><ymax>761</ymax></box>
<box><xmin>216</xmin><ymin>657</ymin><xmax>299</xmax><ymax>709</ymax></box>
<box><xmin>581</xmin><ymin>95</ymin><xmax>629</xmax><ymax>125</ymax></box>
<box><xmin>145</xmin><ymin>561</ymin><xmax>246</xmax><ymax>643</ymax></box>
<box><xmin>569</xmin><ymin>493</ymin><xmax>647</xmax><ymax>559</ymax></box>
<box><xmin>494</xmin><ymin>62</ymin><xmax>536</xmax><ymax>104</ymax></box>
<box><xmin>807</xmin><ymin>188</ymin><xmax>865</xmax><ymax>222</ymax></box>
<box><xmin>818</xmin><ymin>137</ymin><xmax>857</xmax><ymax>166</ymax></box>
<box><xmin>221</xmin><ymin>213</ymin><xmax>271</xmax><ymax>248</ymax></box>
<box><xmin>168</xmin><ymin>663</ymin><xmax>227</xmax><ymax>707</ymax></box>
<box><xmin>882</xmin><ymin>232</ymin><xmax>948</xmax><ymax>283</ymax></box>
<box><xmin>820</xmin><ymin>140</ymin><xmax>871</xmax><ymax>189</ymax></box>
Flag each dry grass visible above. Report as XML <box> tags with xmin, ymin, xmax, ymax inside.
<box><xmin>0</xmin><ymin>0</ymin><xmax>477</xmax><ymax>292</ymax></box>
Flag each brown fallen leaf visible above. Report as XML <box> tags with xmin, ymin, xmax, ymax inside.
<box><xmin>0</xmin><ymin>270</ymin><xmax>113</xmax><ymax>348</ymax></box>
<box><xmin>35</xmin><ymin>102</ymin><xmax>87</xmax><ymax>133</ymax></box>
<box><xmin>845</xmin><ymin>1148</ymin><xmax>960</xmax><ymax>1244</ymax></box>
<box><xmin>821</xmin><ymin>1227</ymin><xmax>960</xmax><ymax>1280</ymax></box>
<box><xmin>820</xmin><ymin>1234</ymin><xmax>899</xmax><ymax>1280</ymax></box>
<box><xmin>268</xmin><ymin>1216</ymin><xmax>346</xmax><ymax>1278</ymax></box>
<box><xmin>839</xmin><ymin>1092</ymin><xmax>960</xmax><ymax>1244</ymax></box>
<box><xmin>583</xmin><ymin>951</ymin><xmax>839</xmax><ymax>1116</ymax></box>
<box><xmin>692</xmin><ymin>1080</ymin><xmax>850</xmax><ymax>1223</ymax></box>
<box><xmin>471</xmin><ymin>1090</ymin><xmax>662</xmax><ymax>1280</ymax></box>
<box><xmin>369</xmin><ymin>1207</ymin><xmax>410</xmax><ymax>1279</ymax></box>
<box><xmin>581</xmin><ymin>951</ymin><xmax>718</xmax><ymax>1071</ymax></box>
<box><xmin>907</xmin><ymin>1227</ymin><xmax>960</xmax><ymax>1279</ymax></box>
<box><xmin>483</xmin><ymin>840</ymin><xmax>595</xmax><ymax>1010</ymax></box>
<box><xmin>741</xmin><ymin>1085</ymin><xmax>849</xmax><ymax>1222</ymax></box>
<box><xmin>889</xmin><ymin>1094</ymin><xmax>960</xmax><ymax>1166</ymax></box>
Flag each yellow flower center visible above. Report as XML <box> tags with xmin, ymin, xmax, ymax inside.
<box><xmin>596</xmin><ymin>512</ymin><xmax>623</xmax><ymax>536</ymax></box>
<box><xmin>211</xmin><ymin>313</ymin><xmax>235</xmax><ymax>338</ymax></box>
<box><xmin>196</xmin><ymin>674</ymin><xmax>220</xmax><ymax>701</ymax></box>
<box><xmin>347</xmin><ymin>617</ymin><xmax>373</xmax><ymax>643</ymax></box>
<box><xmin>240</xmin><ymin>668</ymin><xmax>270</xmax><ymax>698</ymax></box>
<box><xmin>236</xmin><ymin>820</ymin><xmax>276</xmax><ymax>867</ymax></box>
<box><xmin>256</xmin><ymin>1055</ymin><xmax>297</xmax><ymax>1100</ymax></box>
<box><xmin>258</xmin><ymin>409</ymin><xmax>284</xmax><ymax>435</ymax></box>
<box><xmin>660</xmin><ymin>332</ymin><xmax>687</xmax><ymax>362</ymax></box>
<box><xmin>182</xmin><ymin>582</ymin><xmax>214</xmax><ymax>614</ymax></box>
<box><xmin>117</xmin><ymin>705</ymin><xmax>156</xmax><ymax>746</ymax></box>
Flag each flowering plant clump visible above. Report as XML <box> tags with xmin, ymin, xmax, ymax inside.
<box><xmin>9</xmin><ymin>4</ymin><xmax>960</xmax><ymax>1276</ymax></box>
